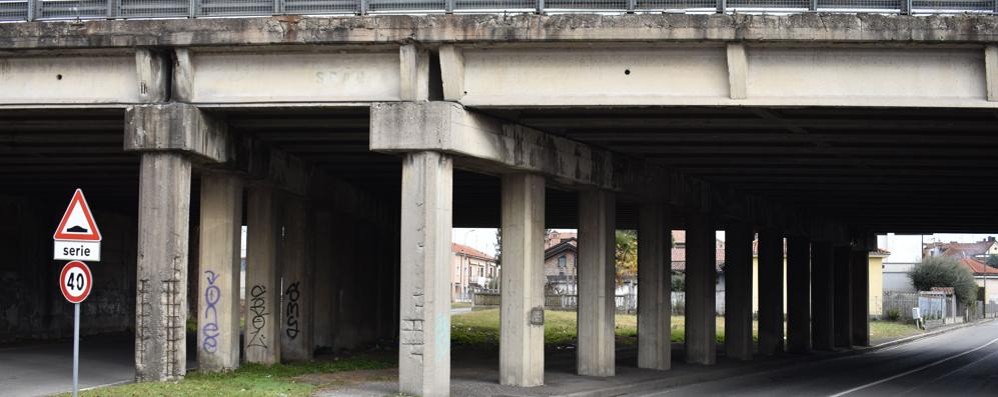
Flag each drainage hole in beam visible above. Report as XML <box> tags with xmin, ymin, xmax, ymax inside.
<box><xmin>56</xmin><ymin>74</ymin><xmax>63</xmax><ymax>80</ymax></box>
<box><xmin>624</xmin><ymin>69</ymin><xmax>630</xmax><ymax>75</ymax></box>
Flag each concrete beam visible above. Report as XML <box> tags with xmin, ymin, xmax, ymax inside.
<box><xmin>987</xmin><ymin>45</ymin><xmax>997</xmax><ymax>102</ymax></box>
<box><xmin>0</xmin><ymin>51</ymin><xmax>140</xmax><ymax>105</ymax></box>
<box><xmin>685</xmin><ymin>211</ymin><xmax>716</xmax><ymax>365</ymax></box>
<box><xmin>577</xmin><ymin>189</ymin><xmax>616</xmax><ymax>377</ymax></box>
<box><xmin>637</xmin><ymin>202</ymin><xmax>670</xmax><ymax>370</ymax></box>
<box><xmin>135</xmin><ymin>49</ymin><xmax>169</xmax><ymax>103</ymax></box>
<box><xmin>851</xmin><ymin>249</ymin><xmax>871</xmax><ymax>347</ymax></box>
<box><xmin>6</xmin><ymin>15</ymin><xmax>998</xmax><ymax>49</ymax></box>
<box><xmin>370</xmin><ymin>102</ymin><xmax>615</xmax><ymax>190</ymax></box>
<box><xmin>724</xmin><ymin>222</ymin><xmax>753</xmax><ymax>361</ymax></box>
<box><xmin>244</xmin><ymin>186</ymin><xmax>282</xmax><ymax>364</ymax></box>
<box><xmin>833</xmin><ymin>245</ymin><xmax>853</xmax><ymax>348</ymax></box>
<box><xmin>757</xmin><ymin>229</ymin><xmax>784</xmax><ymax>356</ymax></box>
<box><xmin>811</xmin><ymin>242</ymin><xmax>835</xmax><ymax>351</ymax></box>
<box><xmin>124</xmin><ymin>103</ymin><xmax>230</xmax><ymax>163</ymax></box>
<box><xmin>398</xmin><ymin>151</ymin><xmax>453</xmax><ymax>397</ymax></box>
<box><xmin>134</xmin><ymin>152</ymin><xmax>191</xmax><ymax>381</ymax></box>
<box><xmin>400</xmin><ymin>44</ymin><xmax>430</xmax><ymax>101</ymax></box>
<box><xmin>196</xmin><ymin>172</ymin><xmax>243</xmax><ymax>372</ymax></box>
<box><xmin>786</xmin><ymin>236</ymin><xmax>811</xmax><ymax>354</ymax></box>
<box><xmin>499</xmin><ymin>173</ymin><xmax>545</xmax><ymax>387</ymax></box>
<box><xmin>726</xmin><ymin>43</ymin><xmax>748</xmax><ymax>100</ymax></box>
<box><xmin>439</xmin><ymin>45</ymin><xmax>465</xmax><ymax>101</ymax></box>
<box><xmin>280</xmin><ymin>195</ymin><xmax>313</xmax><ymax>362</ymax></box>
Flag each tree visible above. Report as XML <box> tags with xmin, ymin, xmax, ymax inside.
<box><xmin>908</xmin><ymin>256</ymin><xmax>978</xmax><ymax>305</ymax></box>
<box><xmin>615</xmin><ymin>230</ymin><xmax>638</xmax><ymax>284</ymax></box>
<box><xmin>986</xmin><ymin>254</ymin><xmax>998</xmax><ymax>268</ymax></box>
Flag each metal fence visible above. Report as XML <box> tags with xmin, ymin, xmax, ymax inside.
<box><xmin>1</xmin><ymin>0</ymin><xmax>995</xmax><ymax>22</ymax></box>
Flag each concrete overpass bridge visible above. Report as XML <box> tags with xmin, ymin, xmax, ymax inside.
<box><xmin>0</xmin><ymin>11</ymin><xmax>997</xmax><ymax>397</ymax></box>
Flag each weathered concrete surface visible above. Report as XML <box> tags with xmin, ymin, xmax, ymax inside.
<box><xmin>196</xmin><ymin>173</ymin><xmax>243</xmax><ymax>372</ymax></box>
<box><xmin>370</xmin><ymin>102</ymin><xmax>616</xmax><ymax>190</ymax></box>
<box><xmin>811</xmin><ymin>242</ymin><xmax>836</xmax><ymax>351</ymax></box>
<box><xmin>685</xmin><ymin>212</ymin><xmax>716</xmax><ymax>365</ymax></box>
<box><xmin>2</xmin><ymin>14</ymin><xmax>998</xmax><ymax>49</ymax></box>
<box><xmin>577</xmin><ymin>189</ymin><xmax>616</xmax><ymax>377</ymax></box>
<box><xmin>786</xmin><ymin>236</ymin><xmax>811</xmax><ymax>354</ymax></box>
<box><xmin>124</xmin><ymin>104</ymin><xmax>230</xmax><ymax>163</ymax></box>
<box><xmin>833</xmin><ymin>245</ymin><xmax>854</xmax><ymax>348</ymax></box>
<box><xmin>280</xmin><ymin>195</ymin><xmax>313</xmax><ymax>362</ymax></box>
<box><xmin>398</xmin><ymin>151</ymin><xmax>453</xmax><ymax>397</ymax></box>
<box><xmin>724</xmin><ymin>222</ymin><xmax>753</xmax><ymax>361</ymax></box>
<box><xmin>134</xmin><ymin>152</ymin><xmax>191</xmax><ymax>381</ymax></box>
<box><xmin>244</xmin><ymin>186</ymin><xmax>282</xmax><ymax>364</ymax></box>
<box><xmin>637</xmin><ymin>202</ymin><xmax>670</xmax><ymax>371</ymax></box>
<box><xmin>499</xmin><ymin>173</ymin><xmax>545</xmax><ymax>387</ymax></box>
<box><xmin>757</xmin><ymin>230</ymin><xmax>784</xmax><ymax>356</ymax></box>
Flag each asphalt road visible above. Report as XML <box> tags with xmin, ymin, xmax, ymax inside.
<box><xmin>638</xmin><ymin>320</ymin><xmax>998</xmax><ymax>397</ymax></box>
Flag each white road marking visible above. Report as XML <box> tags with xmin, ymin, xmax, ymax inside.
<box><xmin>829</xmin><ymin>335</ymin><xmax>998</xmax><ymax>397</ymax></box>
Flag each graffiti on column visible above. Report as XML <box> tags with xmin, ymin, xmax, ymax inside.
<box><xmin>202</xmin><ymin>271</ymin><xmax>221</xmax><ymax>353</ymax></box>
<box><xmin>247</xmin><ymin>285</ymin><xmax>269</xmax><ymax>349</ymax></box>
<box><xmin>285</xmin><ymin>281</ymin><xmax>301</xmax><ymax>339</ymax></box>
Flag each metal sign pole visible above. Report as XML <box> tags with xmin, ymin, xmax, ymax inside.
<box><xmin>73</xmin><ymin>302</ymin><xmax>80</xmax><ymax>397</ymax></box>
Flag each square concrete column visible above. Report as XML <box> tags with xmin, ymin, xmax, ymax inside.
<box><xmin>280</xmin><ymin>195</ymin><xmax>313</xmax><ymax>362</ymax></box>
<box><xmin>786</xmin><ymin>236</ymin><xmax>811</xmax><ymax>354</ymax></box>
<box><xmin>637</xmin><ymin>202</ymin><xmax>670</xmax><ymax>370</ymax></box>
<box><xmin>499</xmin><ymin>173</ymin><xmax>546</xmax><ymax>386</ymax></box>
<box><xmin>134</xmin><ymin>152</ymin><xmax>192</xmax><ymax>381</ymax></box>
<box><xmin>244</xmin><ymin>186</ymin><xmax>282</xmax><ymax>364</ymax></box>
<box><xmin>399</xmin><ymin>152</ymin><xmax>453</xmax><ymax>397</ymax></box>
<box><xmin>577</xmin><ymin>189</ymin><xmax>616</xmax><ymax>377</ymax></box>
<box><xmin>757</xmin><ymin>229</ymin><xmax>784</xmax><ymax>356</ymax></box>
<box><xmin>851</xmin><ymin>249</ymin><xmax>870</xmax><ymax>347</ymax></box>
<box><xmin>196</xmin><ymin>172</ymin><xmax>244</xmax><ymax>372</ymax></box>
<box><xmin>833</xmin><ymin>245</ymin><xmax>853</xmax><ymax>348</ymax></box>
<box><xmin>724</xmin><ymin>222</ymin><xmax>753</xmax><ymax>361</ymax></box>
<box><xmin>685</xmin><ymin>212</ymin><xmax>716</xmax><ymax>365</ymax></box>
<box><xmin>811</xmin><ymin>242</ymin><xmax>835</xmax><ymax>351</ymax></box>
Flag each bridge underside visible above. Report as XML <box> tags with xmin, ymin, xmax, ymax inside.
<box><xmin>1</xmin><ymin>11</ymin><xmax>997</xmax><ymax>396</ymax></box>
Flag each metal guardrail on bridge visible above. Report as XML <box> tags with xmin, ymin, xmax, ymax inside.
<box><xmin>0</xmin><ymin>0</ymin><xmax>996</xmax><ymax>22</ymax></box>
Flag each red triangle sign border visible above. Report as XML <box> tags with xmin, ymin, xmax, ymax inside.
<box><xmin>53</xmin><ymin>188</ymin><xmax>102</xmax><ymax>242</ymax></box>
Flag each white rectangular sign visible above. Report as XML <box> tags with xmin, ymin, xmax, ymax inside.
<box><xmin>54</xmin><ymin>240</ymin><xmax>101</xmax><ymax>262</ymax></box>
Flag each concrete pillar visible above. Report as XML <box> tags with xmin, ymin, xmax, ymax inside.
<box><xmin>724</xmin><ymin>222</ymin><xmax>753</xmax><ymax>361</ymax></box>
<box><xmin>685</xmin><ymin>212</ymin><xmax>716</xmax><ymax>365</ymax></box>
<box><xmin>811</xmin><ymin>242</ymin><xmax>835</xmax><ymax>351</ymax></box>
<box><xmin>398</xmin><ymin>152</ymin><xmax>453</xmax><ymax>397</ymax></box>
<box><xmin>280</xmin><ymin>195</ymin><xmax>313</xmax><ymax>362</ymax></box>
<box><xmin>244</xmin><ymin>186</ymin><xmax>282</xmax><ymax>364</ymax></box>
<box><xmin>312</xmin><ymin>208</ymin><xmax>335</xmax><ymax>350</ymax></box>
<box><xmin>134</xmin><ymin>153</ymin><xmax>192</xmax><ymax>381</ymax></box>
<box><xmin>637</xmin><ymin>202</ymin><xmax>670</xmax><ymax>370</ymax></box>
<box><xmin>833</xmin><ymin>245</ymin><xmax>853</xmax><ymax>348</ymax></box>
<box><xmin>851</xmin><ymin>249</ymin><xmax>870</xmax><ymax>347</ymax></box>
<box><xmin>196</xmin><ymin>172</ymin><xmax>243</xmax><ymax>372</ymax></box>
<box><xmin>786</xmin><ymin>236</ymin><xmax>811</xmax><ymax>354</ymax></box>
<box><xmin>577</xmin><ymin>189</ymin><xmax>616</xmax><ymax>377</ymax></box>
<box><xmin>757</xmin><ymin>229</ymin><xmax>784</xmax><ymax>356</ymax></box>
<box><xmin>499</xmin><ymin>173</ymin><xmax>545</xmax><ymax>386</ymax></box>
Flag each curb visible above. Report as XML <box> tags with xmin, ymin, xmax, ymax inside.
<box><xmin>556</xmin><ymin>318</ymin><xmax>996</xmax><ymax>397</ymax></box>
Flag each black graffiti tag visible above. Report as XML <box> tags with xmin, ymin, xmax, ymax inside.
<box><xmin>285</xmin><ymin>281</ymin><xmax>301</xmax><ymax>339</ymax></box>
<box><xmin>247</xmin><ymin>285</ymin><xmax>269</xmax><ymax>349</ymax></box>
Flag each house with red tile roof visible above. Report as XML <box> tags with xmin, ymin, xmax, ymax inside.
<box><xmin>451</xmin><ymin>242</ymin><xmax>498</xmax><ymax>302</ymax></box>
<box><xmin>957</xmin><ymin>257</ymin><xmax>998</xmax><ymax>304</ymax></box>
<box><xmin>924</xmin><ymin>238</ymin><xmax>998</xmax><ymax>261</ymax></box>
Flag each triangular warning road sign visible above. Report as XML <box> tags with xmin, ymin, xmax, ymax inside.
<box><xmin>53</xmin><ymin>189</ymin><xmax>101</xmax><ymax>242</ymax></box>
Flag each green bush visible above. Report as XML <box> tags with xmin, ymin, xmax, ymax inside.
<box><xmin>885</xmin><ymin>308</ymin><xmax>901</xmax><ymax>322</ymax></box>
<box><xmin>909</xmin><ymin>256</ymin><xmax>978</xmax><ymax>305</ymax></box>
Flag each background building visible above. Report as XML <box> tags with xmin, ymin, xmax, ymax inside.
<box><xmin>451</xmin><ymin>243</ymin><xmax>498</xmax><ymax>302</ymax></box>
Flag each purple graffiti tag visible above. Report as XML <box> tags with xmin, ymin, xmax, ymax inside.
<box><xmin>202</xmin><ymin>271</ymin><xmax>221</xmax><ymax>353</ymax></box>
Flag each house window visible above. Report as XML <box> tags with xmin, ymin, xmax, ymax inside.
<box><xmin>558</xmin><ymin>255</ymin><xmax>566</xmax><ymax>268</ymax></box>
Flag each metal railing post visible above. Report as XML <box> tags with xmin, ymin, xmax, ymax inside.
<box><xmin>626</xmin><ymin>0</ymin><xmax>636</xmax><ymax>13</ymax></box>
<box><xmin>26</xmin><ymin>0</ymin><xmax>36</xmax><ymax>21</ymax></box>
<box><xmin>358</xmin><ymin>0</ymin><xmax>369</xmax><ymax>15</ymax></box>
<box><xmin>993</xmin><ymin>0</ymin><xmax>997</xmax><ymax>14</ymax></box>
<box><xmin>106</xmin><ymin>0</ymin><xmax>114</xmax><ymax>18</ymax></box>
<box><xmin>535</xmin><ymin>0</ymin><xmax>544</xmax><ymax>14</ymax></box>
<box><xmin>445</xmin><ymin>0</ymin><xmax>455</xmax><ymax>13</ymax></box>
<box><xmin>901</xmin><ymin>0</ymin><xmax>911</xmax><ymax>15</ymax></box>
<box><xmin>188</xmin><ymin>0</ymin><xmax>196</xmax><ymax>18</ymax></box>
<box><xmin>809</xmin><ymin>0</ymin><xmax>817</xmax><ymax>11</ymax></box>
<box><xmin>716</xmin><ymin>0</ymin><xmax>725</xmax><ymax>13</ymax></box>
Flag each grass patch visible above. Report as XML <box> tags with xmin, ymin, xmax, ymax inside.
<box><xmin>451</xmin><ymin>302</ymin><xmax>472</xmax><ymax>309</ymax></box>
<box><xmin>870</xmin><ymin>320</ymin><xmax>924</xmax><ymax>341</ymax></box>
<box><xmin>70</xmin><ymin>354</ymin><xmax>395</xmax><ymax>397</ymax></box>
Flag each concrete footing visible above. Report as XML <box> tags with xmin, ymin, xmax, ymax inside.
<box><xmin>684</xmin><ymin>212</ymin><xmax>716</xmax><ymax>365</ymax></box>
<box><xmin>577</xmin><ymin>190</ymin><xmax>616</xmax><ymax>377</ymax></box>
<box><xmin>637</xmin><ymin>203</ymin><xmax>670</xmax><ymax>370</ymax></box>
<box><xmin>245</xmin><ymin>186</ymin><xmax>282</xmax><ymax>364</ymax></box>
<box><xmin>134</xmin><ymin>152</ymin><xmax>192</xmax><ymax>381</ymax></box>
<box><xmin>398</xmin><ymin>152</ymin><xmax>453</xmax><ymax>397</ymax></box>
<box><xmin>499</xmin><ymin>173</ymin><xmax>546</xmax><ymax>386</ymax></box>
<box><xmin>811</xmin><ymin>242</ymin><xmax>835</xmax><ymax>351</ymax></box>
<box><xmin>724</xmin><ymin>222</ymin><xmax>753</xmax><ymax>361</ymax></box>
<box><xmin>786</xmin><ymin>236</ymin><xmax>811</xmax><ymax>354</ymax></box>
<box><xmin>196</xmin><ymin>172</ymin><xmax>244</xmax><ymax>372</ymax></box>
<box><xmin>757</xmin><ymin>230</ymin><xmax>784</xmax><ymax>356</ymax></box>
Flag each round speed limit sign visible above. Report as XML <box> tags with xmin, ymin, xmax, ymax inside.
<box><xmin>60</xmin><ymin>261</ymin><xmax>92</xmax><ymax>304</ymax></box>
